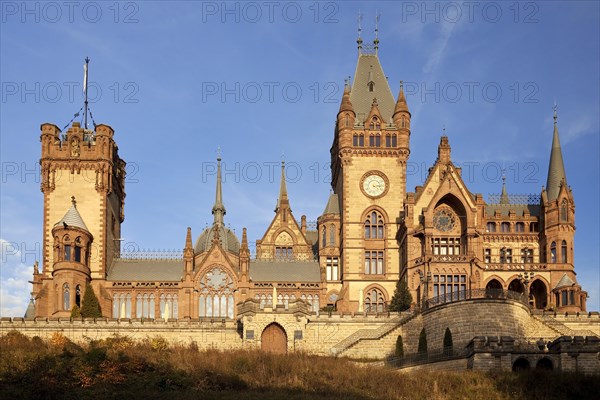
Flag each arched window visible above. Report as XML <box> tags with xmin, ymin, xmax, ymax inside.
<box><xmin>63</xmin><ymin>283</ymin><xmax>70</xmax><ymax>310</ymax></box>
<box><xmin>368</xmin><ymin>134</ymin><xmax>381</xmax><ymax>147</ymax></box>
<box><xmin>160</xmin><ymin>293</ymin><xmax>178</xmax><ymax>319</ymax></box>
<box><xmin>364</xmin><ymin>288</ymin><xmax>386</xmax><ymax>313</ymax></box>
<box><xmin>550</xmin><ymin>242</ymin><xmax>557</xmax><ymax>263</ymax></box>
<box><xmin>385</xmin><ymin>134</ymin><xmax>397</xmax><ymax>147</ymax></box>
<box><xmin>368</xmin><ymin>81</ymin><xmax>374</xmax><ymax>92</ymax></box>
<box><xmin>364</xmin><ymin>211</ymin><xmax>384</xmax><ymax>239</ymax></box>
<box><xmin>530</xmin><ymin>222</ymin><xmax>538</xmax><ymax>232</ymax></box>
<box><xmin>75</xmin><ymin>285</ymin><xmax>81</xmax><ymax>307</ymax></box>
<box><xmin>112</xmin><ymin>293</ymin><xmax>131</xmax><ymax>318</ymax></box>
<box><xmin>322</xmin><ymin>226</ymin><xmax>326</xmax><ymax>248</ymax></box>
<box><xmin>329</xmin><ymin>225</ymin><xmax>335</xmax><ymax>246</ymax></box>
<box><xmin>560</xmin><ymin>200</ymin><xmax>568</xmax><ymax>222</ymax></box>
<box><xmin>561</xmin><ymin>240</ymin><xmax>567</xmax><ymax>263</ymax></box>
<box><xmin>515</xmin><ymin>222</ymin><xmax>525</xmax><ymax>232</ymax></box>
<box><xmin>486</xmin><ymin>222</ymin><xmax>496</xmax><ymax>232</ymax></box>
<box><xmin>344</xmin><ymin>114</ymin><xmax>349</xmax><ymax>127</ymax></box>
<box><xmin>198</xmin><ymin>267</ymin><xmax>234</xmax><ymax>319</ymax></box>
<box><xmin>63</xmin><ymin>235</ymin><xmax>71</xmax><ymax>261</ymax></box>
<box><xmin>501</xmin><ymin>222</ymin><xmax>510</xmax><ymax>232</ymax></box>
<box><xmin>136</xmin><ymin>294</ymin><xmax>155</xmax><ymax>319</ymax></box>
<box><xmin>353</xmin><ymin>134</ymin><xmax>364</xmax><ymax>147</ymax></box>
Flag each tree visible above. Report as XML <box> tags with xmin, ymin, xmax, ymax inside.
<box><xmin>80</xmin><ymin>283</ymin><xmax>102</xmax><ymax>318</ymax></box>
<box><xmin>443</xmin><ymin>328</ymin><xmax>453</xmax><ymax>355</ymax></box>
<box><xmin>417</xmin><ymin>328</ymin><xmax>427</xmax><ymax>354</ymax></box>
<box><xmin>388</xmin><ymin>279</ymin><xmax>413</xmax><ymax>312</ymax></box>
<box><xmin>70</xmin><ymin>305</ymin><xmax>82</xmax><ymax>319</ymax></box>
<box><xmin>395</xmin><ymin>335</ymin><xmax>404</xmax><ymax>358</ymax></box>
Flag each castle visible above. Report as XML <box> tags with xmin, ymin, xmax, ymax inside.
<box><xmin>5</xmin><ymin>34</ymin><xmax>598</xmax><ymax>372</ymax></box>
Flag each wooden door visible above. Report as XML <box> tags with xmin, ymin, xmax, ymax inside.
<box><xmin>261</xmin><ymin>323</ymin><xmax>287</xmax><ymax>354</ymax></box>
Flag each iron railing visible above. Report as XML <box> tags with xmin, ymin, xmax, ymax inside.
<box><xmin>424</xmin><ymin>289</ymin><xmax>529</xmax><ymax>310</ymax></box>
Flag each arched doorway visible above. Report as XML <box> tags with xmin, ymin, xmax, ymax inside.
<box><xmin>530</xmin><ymin>280</ymin><xmax>547</xmax><ymax>310</ymax></box>
<box><xmin>536</xmin><ymin>357</ymin><xmax>553</xmax><ymax>371</ymax></box>
<box><xmin>508</xmin><ymin>279</ymin><xmax>524</xmax><ymax>294</ymax></box>
<box><xmin>512</xmin><ymin>357</ymin><xmax>530</xmax><ymax>372</ymax></box>
<box><xmin>261</xmin><ymin>323</ymin><xmax>287</xmax><ymax>354</ymax></box>
<box><xmin>485</xmin><ymin>279</ymin><xmax>502</xmax><ymax>297</ymax></box>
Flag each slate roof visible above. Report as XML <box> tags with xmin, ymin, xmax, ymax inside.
<box><xmin>195</xmin><ymin>225</ymin><xmax>240</xmax><ymax>254</ymax></box>
<box><xmin>485</xmin><ymin>204</ymin><xmax>541</xmax><ymax>218</ymax></box>
<box><xmin>322</xmin><ymin>193</ymin><xmax>340</xmax><ymax>215</ymax></box>
<box><xmin>554</xmin><ymin>273</ymin><xmax>576</xmax><ymax>289</ymax></box>
<box><xmin>54</xmin><ymin>203</ymin><xmax>89</xmax><ymax>231</ymax></box>
<box><xmin>350</xmin><ymin>54</ymin><xmax>395</xmax><ymax>123</ymax></box>
<box><xmin>107</xmin><ymin>259</ymin><xmax>183</xmax><ymax>282</ymax></box>
<box><xmin>249</xmin><ymin>260</ymin><xmax>321</xmax><ymax>283</ymax></box>
<box><xmin>546</xmin><ymin>121</ymin><xmax>567</xmax><ymax>201</ymax></box>
<box><xmin>24</xmin><ymin>298</ymin><xmax>35</xmax><ymax>318</ymax></box>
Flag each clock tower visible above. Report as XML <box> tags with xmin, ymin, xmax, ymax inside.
<box><xmin>329</xmin><ymin>36</ymin><xmax>411</xmax><ymax>312</ymax></box>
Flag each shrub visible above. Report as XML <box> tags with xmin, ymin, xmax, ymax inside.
<box><xmin>149</xmin><ymin>336</ymin><xmax>169</xmax><ymax>352</ymax></box>
<box><xmin>418</xmin><ymin>328</ymin><xmax>427</xmax><ymax>354</ymax></box>
<box><xmin>443</xmin><ymin>328</ymin><xmax>453</xmax><ymax>355</ymax></box>
<box><xmin>70</xmin><ymin>305</ymin><xmax>82</xmax><ymax>319</ymax></box>
<box><xmin>395</xmin><ymin>335</ymin><xmax>404</xmax><ymax>358</ymax></box>
<box><xmin>80</xmin><ymin>283</ymin><xmax>102</xmax><ymax>318</ymax></box>
<box><xmin>388</xmin><ymin>279</ymin><xmax>413</xmax><ymax>312</ymax></box>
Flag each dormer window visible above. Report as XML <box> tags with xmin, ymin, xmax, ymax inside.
<box><xmin>369</xmin><ymin>117</ymin><xmax>381</xmax><ymax>130</ymax></box>
<box><xmin>368</xmin><ymin>81</ymin><xmax>374</xmax><ymax>92</ymax></box>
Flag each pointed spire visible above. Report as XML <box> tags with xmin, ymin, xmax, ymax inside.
<box><xmin>374</xmin><ymin>11</ymin><xmax>380</xmax><ymax>54</ymax></box>
<box><xmin>275</xmin><ymin>161</ymin><xmax>290</xmax><ymax>212</ymax></box>
<box><xmin>339</xmin><ymin>77</ymin><xmax>354</xmax><ymax>114</ymax></box>
<box><xmin>212</xmin><ymin>155</ymin><xmax>226</xmax><ymax>225</ymax></box>
<box><xmin>185</xmin><ymin>227</ymin><xmax>193</xmax><ymax>250</ymax></box>
<box><xmin>357</xmin><ymin>10</ymin><xmax>363</xmax><ymax>53</ymax></box>
<box><xmin>54</xmin><ymin>196</ymin><xmax>89</xmax><ymax>231</ymax></box>
<box><xmin>546</xmin><ymin>103</ymin><xmax>567</xmax><ymax>201</ymax></box>
<box><xmin>500</xmin><ymin>175</ymin><xmax>510</xmax><ymax>205</ymax></box>
<box><xmin>393</xmin><ymin>80</ymin><xmax>409</xmax><ymax>116</ymax></box>
<box><xmin>241</xmin><ymin>227</ymin><xmax>248</xmax><ymax>250</ymax></box>
<box><xmin>24</xmin><ymin>295</ymin><xmax>35</xmax><ymax>319</ymax></box>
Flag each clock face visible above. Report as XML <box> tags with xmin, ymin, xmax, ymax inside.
<box><xmin>433</xmin><ymin>208</ymin><xmax>457</xmax><ymax>232</ymax></box>
<box><xmin>363</xmin><ymin>174</ymin><xmax>386</xmax><ymax>197</ymax></box>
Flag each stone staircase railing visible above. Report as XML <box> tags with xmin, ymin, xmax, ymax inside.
<box><xmin>533</xmin><ymin>315</ymin><xmax>598</xmax><ymax>338</ymax></box>
<box><xmin>330</xmin><ymin>312</ymin><xmax>416</xmax><ymax>356</ymax></box>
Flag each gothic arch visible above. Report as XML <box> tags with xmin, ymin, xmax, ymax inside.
<box><xmin>427</xmin><ymin>191</ymin><xmax>472</xmax><ymax>231</ymax></box>
<box><xmin>270</xmin><ymin>227</ymin><xmax>298</xmax><ymax>245</ymax></box>
<box><xmin>261</xmin><ymin>322</ymin><xmax>287</xmax><ymax>354</ymax></box>
<box><xmin>363</xmin><ymin>284</ymin><xmax>388</xmax><ymax>313</ymax></box>
<box><xmin>196</xmin><ymin>265</ymin><xmax>237</xmax><ymax>319</ymax></box>
<box><xmin>360</xmin><ymin>204</ymin><xmax>390</xmax><ymax>223</ymax></box>
<box><xmin>483</xmin><ymin>275</ymin><xmax>506</xmax><ymax>289</ymax></box>
<box><xmin>507</xmin><ymin>277</ymin><xmax>525</xmax><ymax>294</ymax></box>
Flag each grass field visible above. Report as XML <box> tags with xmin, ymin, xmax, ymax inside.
<box><xmin>0</xmin><ymin>330</ymin><xmax>597</xmax><ymax>400</ymax></box>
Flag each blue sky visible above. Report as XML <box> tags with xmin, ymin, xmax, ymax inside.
<box><xmin>1</xmin><ymin>1</ymin><xmax>598</xmax><ymax>316</ymax></box>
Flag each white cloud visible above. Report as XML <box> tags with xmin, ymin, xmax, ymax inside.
<box><xmin>0</xmin><ymin>238</ymin><xmax>35</xmax><ymax>317</ymax></box>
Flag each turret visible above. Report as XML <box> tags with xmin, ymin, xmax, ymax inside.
<box><xmin>437</xmin><ymin>136</ymin><xmax>451</xmax><ymax>165</ymax></box>
<box><xmin>183</xmin><ymin>227</ymin><xmax>194</xmax><ymax>273</ymax></box>
<box><xmin>393</xmin><ymin>81</ymin><xmax>411</xmax><ymax>150</ymax></box>
<box><xmin>336</xmin><ymin>80</ymin><xmax>356</xmax><ymax>134</ymax></box>
<box><xmin>274</xmin><ymin>161</ymin><xmax>291</xmax><ymax>215</ymax></box>
<box><xmin>47</xmin><ymin>196</ymin><xmax>93</xmax><ymax>317</ymax></box>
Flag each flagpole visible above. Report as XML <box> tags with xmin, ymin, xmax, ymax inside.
<box><xmin>83</xmin><ymin>57</ymin><xmax>90</xmax><ymax>130</ymax></box>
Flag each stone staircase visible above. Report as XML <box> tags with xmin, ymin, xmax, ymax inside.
<box><xmin>533</xmin><ymin>315</ymin><xmax>598</xmax><ymax>338</ymax></box>
<box><xmin>330</xmin><ymin>313</ymin><xmax>416</xmax><ymax>356</ymax></box>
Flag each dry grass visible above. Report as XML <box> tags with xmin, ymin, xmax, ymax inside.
<box><xmin>0</xmin><ymin>330</ymin><xmax>597</xmax><ymax>400</ymax></box>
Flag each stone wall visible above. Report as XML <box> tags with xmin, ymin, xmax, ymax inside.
<box><xmin>2</xmin><ymin>298</ymin><xmax>599</xmax><ymax>371</ymax></box>
<box><xmin>422</xmin><ymin>299</ymin><xmax>531</xmax><ymax>353</ymax></box>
